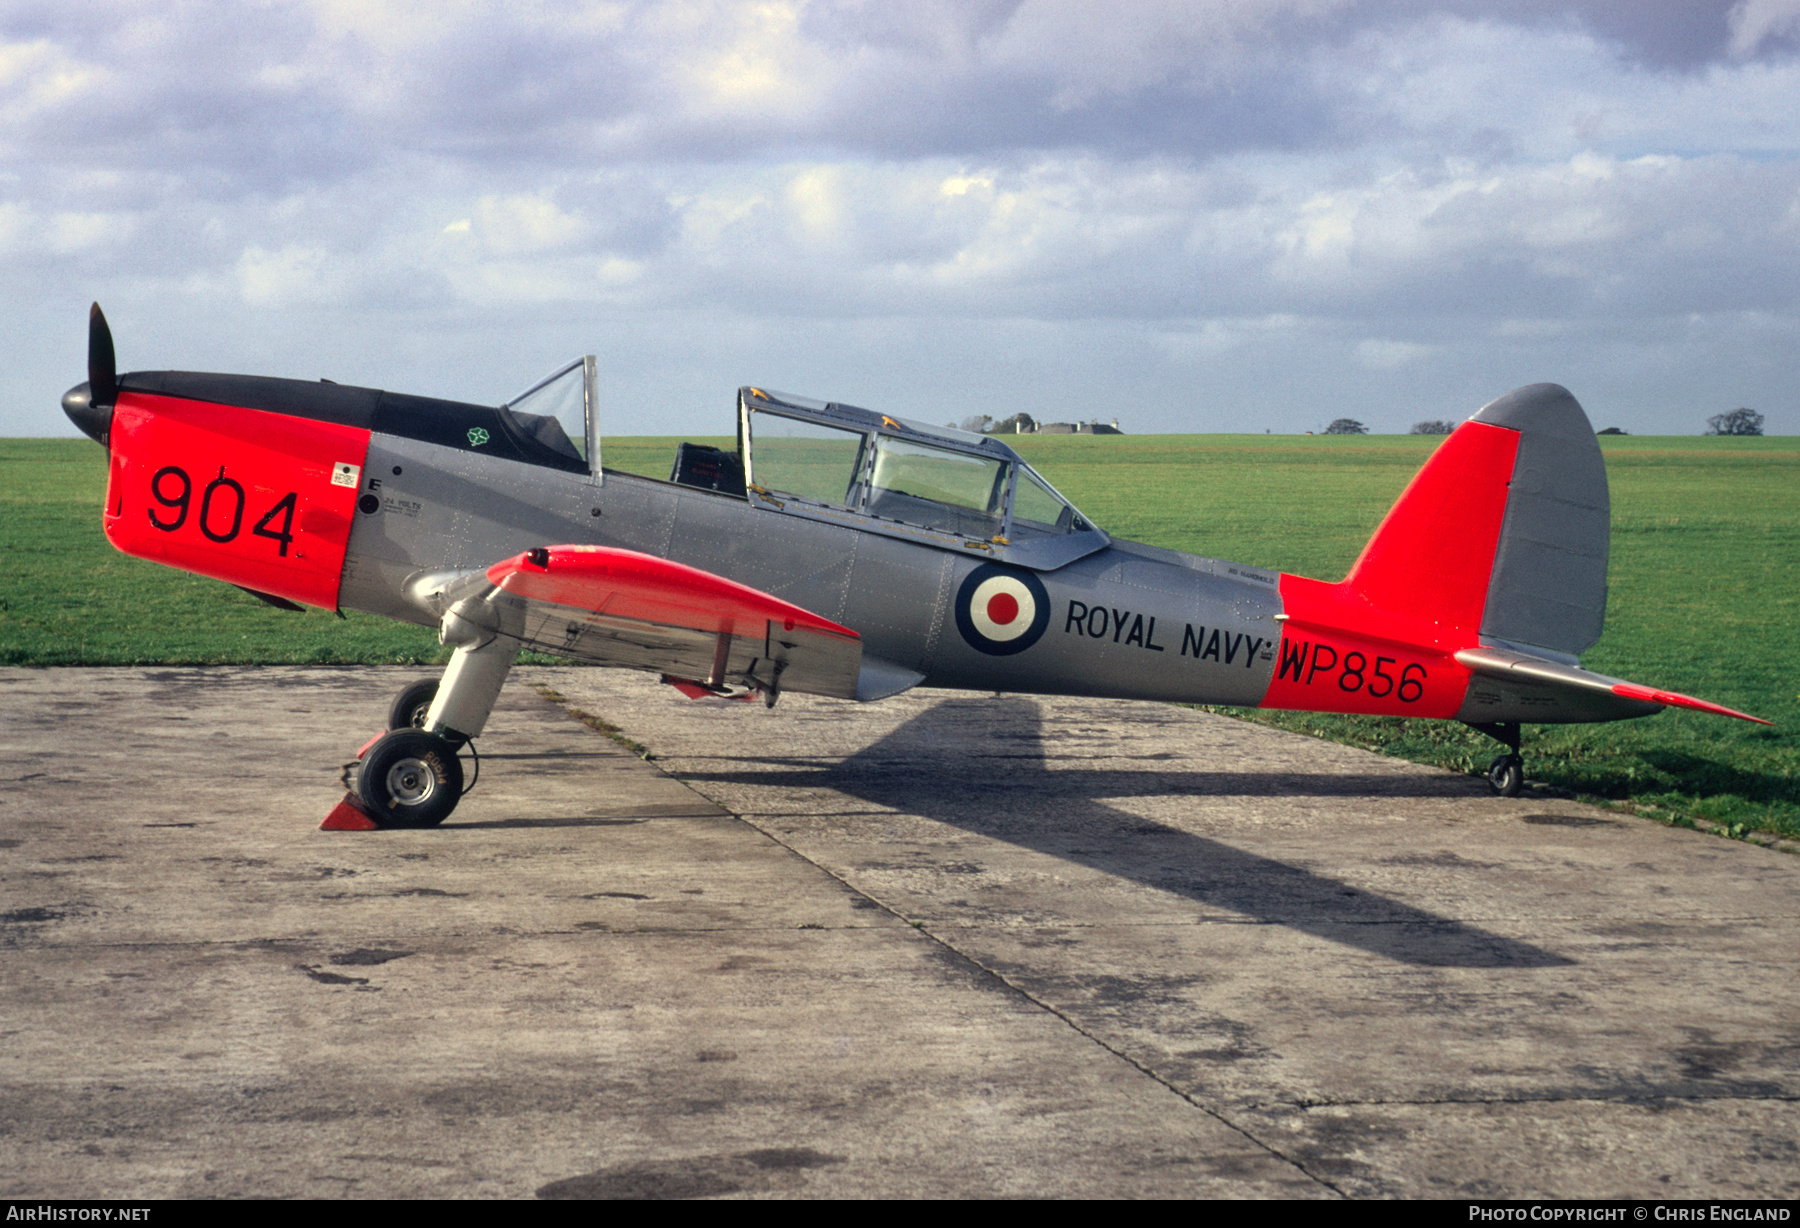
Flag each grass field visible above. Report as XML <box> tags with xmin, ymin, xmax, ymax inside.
<box><xmin>5</xmin><ymin>432</ymin><xmax>1795</xmax><ymax>840</ymax></box>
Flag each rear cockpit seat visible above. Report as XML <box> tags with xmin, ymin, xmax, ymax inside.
<box><xmin>670</xmin><ymin>442</ymin><xmax>747</xmax><ymax>496</ymax></box>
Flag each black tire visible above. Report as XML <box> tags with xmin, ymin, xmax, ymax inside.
<box><xmin>388</xmin><ymin>679</ymin><xmax>439</xmax><ymax>731</ymax></box>
<box><xmin>1487</xmin><ymin>753</ymin><xmax>1524</xmax><ymax>798</ymax></box>
<box><xmin>358</xmin><ymin>729</ymin><xmax>464</xmax><ymax>828</ymax></box>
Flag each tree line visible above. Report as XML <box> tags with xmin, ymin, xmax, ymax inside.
<box><xmin>960</xmin><ymin>408</ymin><xmax>1769</xmax><ymax>437</ymax></box>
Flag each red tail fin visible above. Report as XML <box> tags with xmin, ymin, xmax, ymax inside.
<box><xmin>1340</xmin><ymin>422</ymin><xmax>1521</xmax><ymax>641</ymax></box>
<box><xmin>1286</xmin><ymin>381</ymin><xmax>1613</xmax><ymax>656</ymax></box>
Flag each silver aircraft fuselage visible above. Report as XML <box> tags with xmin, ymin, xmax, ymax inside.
<box><xmin>339</xmin><ymin>429</ymin><xmax>1282</xmax><ymax>708</ymax></box>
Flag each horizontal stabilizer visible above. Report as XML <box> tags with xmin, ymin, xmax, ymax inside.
<box><xmin>1607</xmin><ymin>681</ymin><xmax>1770</xmax><ymax>724</ymax></box>
<box><xmin>1456</xmin><ymin>647</ymin><xmax>1768</xmax><ymax>726</ymax></box>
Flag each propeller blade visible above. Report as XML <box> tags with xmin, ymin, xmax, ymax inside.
<box><xmin>88</xmin><ymin>302</ymin><xmax>117</xmax><ymax>409</ymax></box>
<box><xmin>64</xmin><ymin>303</ymin><xmax>117</xmax><ymax>446</ymax></box>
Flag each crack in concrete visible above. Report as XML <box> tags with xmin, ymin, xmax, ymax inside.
<box><xmin>537</xmin><ymin>689</ymin><xmax>1351</xmax><ymax>1197</ymax></box>
<box><xmin>748</xmin><ymin>822</ymin><xmax>1352</xmax><ymax>1196</ymax></box>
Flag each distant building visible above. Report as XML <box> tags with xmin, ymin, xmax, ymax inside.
<box><xmin>1018</xmin><ymin>418</ymin><xmax>1123</xmax><ymax>435</ymax></box>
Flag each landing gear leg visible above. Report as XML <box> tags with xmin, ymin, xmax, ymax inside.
<box><xmin>1465</xmin><ymin>721</ymin><xmax>1524</xmax><ymax>797</ymax></box>
<box><xmin>419</xmin><ymin>633</ymin><xmax>517</xmax><ymax>747</ymax></box>
<box><xmin>354</xmin><ymin>612</ymin><xmax>519</xmax><ymax>828</ymax></box>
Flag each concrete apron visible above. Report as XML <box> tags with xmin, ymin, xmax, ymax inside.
<box><xmin>2</xmin><ymin>666</ymin><xmax>1795</xmax><ymax>1199</ymax></box>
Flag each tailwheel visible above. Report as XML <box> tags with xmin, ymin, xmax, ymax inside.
<box><xmin>357</xmin><ymin>729</ymin><xmax>464</xmax><ymax>827</ymax></box>
<box><xmin>1487</xmin><ymin>753</ymin><xmax>1524</xmax><ymax>798</ymax></box>
<box><xmin>388</xmin><ymin>678</ymin><xmax>439</xmax><ymax>731</ymax></box>
<box><xmin>1465</xmin><ymin>721</ymin><xmax>1525</xmax><ymax>798</ymax></box>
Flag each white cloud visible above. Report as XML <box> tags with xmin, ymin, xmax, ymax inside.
<box><xmin>0</xmin><ymin>37</ymin><xmax>104</xmax><ymax>126</ymax></box>
<box><xmin>1356</xmin><ymin>338</ymin><xmax>1435</xmax><ymax>369</ymax></box>
<box><xmin>236</xmin><ymin>244</ymin><xmax>351</xmax><ymax>307</ymax></box>
<box><xmin>1729</xmin><ymin>0</ymin><xmax>1800</xmax><ymax>55</ymax></box>
<box><xmin>657</xmin><ymin>0</ymin><xmax>831</xmax><ymax>122</ymax></box>
<box><xmin>0</xmin><ymin>199</ymin><xmax>29</xmax><ymax>253</ymax></box>
<box><xmin>46</xmin><ymin>211</ymin><xmax>132</xmax><ymax>254</ymax></box>
<box><xmin>472</xmin><ymin>192</ymin><xmax>589</xmax><ymax>256</ymax></box>
<box><xmin>985</xmin><ymin>0</ymin><xmax>1351</xmax><ymax>105</ymax></box>
<box><xmin>4</xmin><ymin>2</ymin><xmax>1799</xmax><ymax>436</ymax></box>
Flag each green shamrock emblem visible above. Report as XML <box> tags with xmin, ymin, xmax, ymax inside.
<box><xmin>467</xmin><ymin>427</ymin><xmax>490</xmax><ymax>447</ymax></box>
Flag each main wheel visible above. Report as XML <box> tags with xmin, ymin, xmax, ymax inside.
<box><xmin>357</xmin><ymin>729</ymin><xmax>464</xmax><ymax>827</ymax></box>
<box><xmin>1487</xmin><ymin>753</ymin><xmax>1524</xmax><ymax>798</ymax></box>
<box><xmin>388</xmin><ymin>679</ymin><xmax>439</xmax><ymax>731</ymax></box>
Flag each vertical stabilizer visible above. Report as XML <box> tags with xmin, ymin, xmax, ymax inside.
<box><xmin>1336</xmin><ymin>416</ymin><xmax>1521</xmax><ymax>643</ymax></box>
<box><xmin>1266</xmin><ymin>383</ymin><xmax>1615</xmax><ymax>719</ymax></box>
<box><xmin>1328</xmin><ymin>382</ymin><xmax>1608</xmax><ymax>658</ymax></box>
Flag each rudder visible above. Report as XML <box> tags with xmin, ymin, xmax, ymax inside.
<box><xmin>1469</xmin><ymin>383</ymin><xmax>1609</xmax><ymax>660</ymax></box>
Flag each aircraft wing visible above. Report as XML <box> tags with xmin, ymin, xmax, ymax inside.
<box><xmin>1456</xmin><ymin>647</ymin><xmax>1769</xmax><ymax>725</ymax></box>
<box><xmin>474</xmin><ymin>545</ymin><xmax>863</xmax><ymax>701</ymax></box>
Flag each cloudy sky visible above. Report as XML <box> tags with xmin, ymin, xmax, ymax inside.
<box><xmin>6</xmin><ymin>0</ymin><xmax>1798</xmax><ymax>436</ymax></box>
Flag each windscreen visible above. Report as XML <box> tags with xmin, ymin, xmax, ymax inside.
<box><xmin>504</xmin><ymin>359</ymin><xmax>587</xmax><ymax>464</ymax></box>
<box><xmin>1010</xmin><ymin>465</ymin><xmax>1088</xmax><ymax>537</ymax></box>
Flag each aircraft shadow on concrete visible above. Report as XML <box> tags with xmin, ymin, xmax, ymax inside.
<box><xmin>685</xmin><ymin>697</ymin><xmax>1573</xmax><ymax>970</ymax></box>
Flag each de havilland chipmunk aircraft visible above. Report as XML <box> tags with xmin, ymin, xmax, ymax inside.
<box><xmin>62</xmin><ymin>305</ymin><xmax>1766</xmax><ymax>827</ymax></box>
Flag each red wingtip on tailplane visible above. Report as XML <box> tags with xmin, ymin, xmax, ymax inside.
<box><xmin>1610</xmin><ymin>683</ymin><xmax>1771</xmax><ymax>725</ymax></box>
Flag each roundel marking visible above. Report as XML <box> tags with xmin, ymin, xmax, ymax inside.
<box><xmin>955</xmin><ymin>563</ymin><xmax>1051</xmax><ymax>656</ymax></box>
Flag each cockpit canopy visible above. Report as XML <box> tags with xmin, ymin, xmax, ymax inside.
<box><xmin>738</xmin><ymin>388</ymin><xmax>1108</xmax><ymax>570</ymax></box>
<box><xmin>490</xmin><ymin>360</ymin><xmax>1109</xmax><ymax>570</ymax></box>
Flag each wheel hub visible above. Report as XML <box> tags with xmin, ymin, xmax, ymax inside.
<box><xmin>385</xmin><ymin>756</ymin><xmax>438</xmax><ymax>806</ymax></box>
